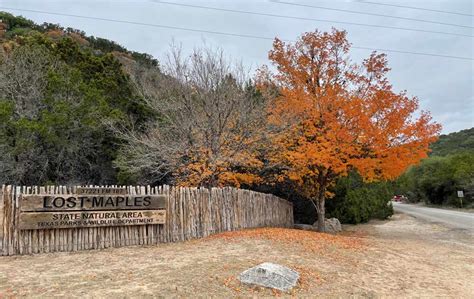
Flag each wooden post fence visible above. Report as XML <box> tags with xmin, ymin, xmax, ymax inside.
<box><xmin>0</xmin><ymin>185</ymin><xmax>293</xmax><ymax>255</ymax></box>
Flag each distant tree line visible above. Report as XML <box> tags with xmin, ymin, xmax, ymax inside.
<box><xmin>396</xmin><ymin>129</ymin><xmax>474</xmax><ymax>208</ymax></box>
<box><xmin>429</xmin><ymin>128</ymin><xmax>474</xmax><ymax>157</ymax></box>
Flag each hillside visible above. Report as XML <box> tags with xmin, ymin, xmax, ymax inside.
<box><xmin>0</xmin><ymin>12</ymin><xmax>158</xmax><ymax>185</ymax></box>
<box><xmin>429</xmin><ymin>127</ymin><xmax>474</xmax><ymax>156</ymax></box>
<box><xmin>0</xmin><ymin>12</ymin><xmax>158</xmax><ymax>67</ymax></box>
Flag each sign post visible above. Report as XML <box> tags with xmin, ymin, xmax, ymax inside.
<box><xmin>457</xmin><ymin>190</ymin><xmax>464</xmax><ymax>208</ymax></box>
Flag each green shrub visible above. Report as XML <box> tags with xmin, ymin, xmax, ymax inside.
<box><xmin>326</xmin><ymin>172</ymin><xmax>394</xmax><ymax>224</ymax></box>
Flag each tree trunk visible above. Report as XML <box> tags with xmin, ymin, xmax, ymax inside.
<box><xmin>314</xmin><ymin>196</ymin><xmax>326</xmax><ymax>232</ymax></box>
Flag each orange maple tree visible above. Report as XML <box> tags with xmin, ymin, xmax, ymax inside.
<box><xmin>257</xmin><ymin>29</ymin><xmax>441</xmax><ymax>231</ymax></box>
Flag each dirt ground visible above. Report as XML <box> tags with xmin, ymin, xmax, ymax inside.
<box><xmin>0</xmin><ymin>212</ymin><xmax>473</xmax><ymax>298</ymax></box>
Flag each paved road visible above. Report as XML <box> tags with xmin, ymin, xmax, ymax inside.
<box><xmin>393</xmin><ymin>202</ymin><xmax>474</xmax><ymax>231</ymax></box>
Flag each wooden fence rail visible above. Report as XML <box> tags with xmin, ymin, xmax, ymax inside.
<box><xmin>0</xmin><ymin>185</ymin><xmax>293</xmax><ymax>255</ymax></box>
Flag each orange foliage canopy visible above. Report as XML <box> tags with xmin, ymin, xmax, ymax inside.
<box><xmin>175</xmin><ymin>147</ymin><xmax>264</xmax><ymax>188</ymax></box>
<box><xmin>257</xmin><ymin>29</ymin><xmax>440</xmax><ymax>229</ymax></box>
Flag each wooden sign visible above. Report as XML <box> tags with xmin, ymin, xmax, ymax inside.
<box><xmin>20</xmin><ymin>194</ymin><xmax>167</xmax><ymax>212</ymax></box>
<box><xmin>18</xmin><ymin>188</ymin><xmax>168</xmax><ymax>230</ymax></box>
<box><xmin>19</xmin><ymin>210</ymin><xmax>166</xmax><ymax>230</ymax></box>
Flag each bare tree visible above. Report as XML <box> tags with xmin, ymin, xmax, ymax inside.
<box><xmin>116</xmin><ymin>45</ymin><xmax>267</xmax><ymax>187</ymax></box>
<box><xmin>0</xmin><ymin>45</ymin><xmax>58</xmax><ymax>184</ymax></box>
<box><xmin>0</xmin><ymin>45</ymin><xmax>59</xmax><ymax>118</ymax></box>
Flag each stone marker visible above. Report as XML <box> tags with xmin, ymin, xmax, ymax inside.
<box><xmin>238</xmin><ymin>262</ymin><xmax>299</xmax><ymax>292</ymax></box>
<box><xmin>321</xmin><ymin>218</ymin><xmax>342</xmax><ymax>233</ymax></box>
<box><xmin>294</xmin><ymin>217</ymin><xmax>342</xmax><ymax>233</ymax></box>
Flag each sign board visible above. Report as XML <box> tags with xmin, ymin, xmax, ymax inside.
<box><xmin>457</xmin><ymin>190</ymin><xmax>464</xmax><ymax>198</ymax></box>
<box><xmin>19</xmin><ymin>190</ymin><xmax>167</xmax><ymax>230</ymax></box>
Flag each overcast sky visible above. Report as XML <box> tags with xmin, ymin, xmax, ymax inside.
<box><xmin>1</xmin><ymin>0</ymin><xmax>472</xmax><ymax>134</ymax></box>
